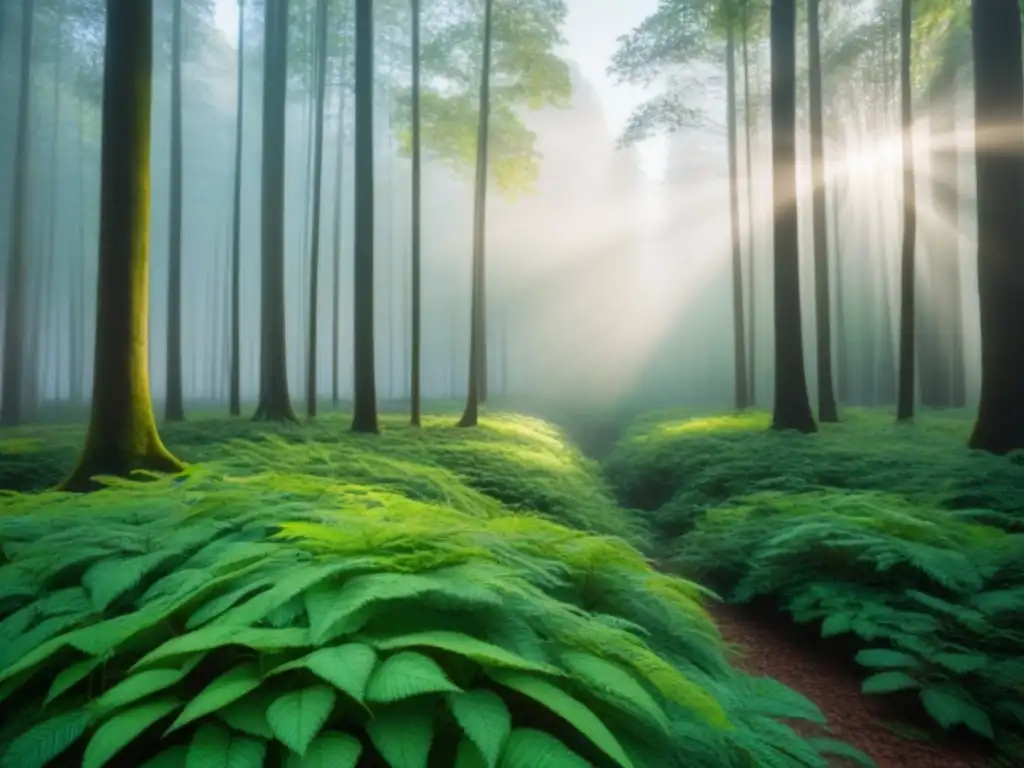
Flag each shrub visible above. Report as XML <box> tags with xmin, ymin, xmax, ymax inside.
<box><xmin>0</xmin><ymin>470</ymin><xmax>865</xmax><ymax>767</ymax></box>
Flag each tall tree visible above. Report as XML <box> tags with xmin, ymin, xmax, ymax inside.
<box><xmin>410</xmin><ymin>0</ymin><xmax>423</xmax><ymax>426</ymax></box>
<box><xmin>807</xmin><ymin>0</ymin><xmax>837</xmax><ymax>422</ymax></box>
<box><xmin>350</xmin><ymin>0</ymin><xmax>378</xmax><ymax>433</ymax></box>
<box><xmin>331</xmin><ymin>34</ymin><xmax>349</xmax><ymax>408</ymax></box>
<box><xmin>741</xmin><ymin>8</ymin><xmax>756</xmax><ymax>405</ymax></box>
<box><xmin>305</xmin><ymin>0</ymin><xmax>330</xmax><ymax>418</ymax></box>
<box><xmin>895</xmin><ymin>0</ymin><xmax>916</xmax><ymax>422</ymax></box>
<box><xmin>0</xmin><ymin>0</ymin><xmax>35</xmax><ymax>428</ymax></box>
<box><xmin>769</xmin><ymin>0</ymin><xmax>815</xmax><ymax>433</ymax></box>
<box><xmin>968</xmin><ymin>0</ymin><xmax>1024</xmax><ymax>453</ymax></box>
<box><xmin>254</xmin><ymin>0</ymin><xmax>298</xmax><ymax>422</ymax></box>
<box><xmin>726</xmin><ymin>21</ymin><xmax>748</xmax><ymax>410</ymax></box>
<box><xmin>62</xmin><ymin>0</ymin><xmax>184</xmax><ymax>491</ymax></box>
<box><xmin>165</xmin><ymin>0</ymin><xmax>185</xmax><ymax>421</ymax></box>
<box><xmin>458</xmin><ymin>0</ymin><xmax>495</xmax><ymax>428</ymax></box>
<box><xmin>229</xmin><ymin>0</ymin><xmax>245</xmax><ymax>416</ymax></box>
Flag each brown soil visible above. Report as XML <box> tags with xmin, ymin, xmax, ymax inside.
<box><xmin>709</xmin><ymin>603</ymin><xmax>991</xmax><ymax>768</ymax></box>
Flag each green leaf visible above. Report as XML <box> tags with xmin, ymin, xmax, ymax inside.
<box><xmin>267</xmin><ymin>685</ymin><xmax>337</xmax><ymax>756</ymax></box>
<box><xmin>284</xmin><ymin>732</ymin><xmax>362</xmax><ymax>768</ymax></box>
<box><xmin>267</xmin><ymin>643</ymin><xmax>377</xmax><ymax>704</ymax></box>
<box><xmin>217</xmin><ymin>692</ymin><xmax>274</xmax><ymax>739</ymax></box>
<box><xmin>931</xmin><ymin>652</ymin><xmax>989</xmax><ymax>674</ymax></box>
<box><xmin>168</xmin><ymin>663</ymin><xmax>263</xmax><ymax>733</ymax></box>
<box><xmin>820</xmin><ymin>613</ymin><xmax>852</xmax><ymax>638</ymax></box>
<box><xmin>854</xmin><ymin>649</ymin><xmax>920</xmax><ymax>669</ymax></box>
<box><xmin>185</xmin><ymin>722</ymin><xmax>267</xmax><ymax>767</ymax></box>
<box><xmin>454</xmin><ymin>738</ymin><xmax>489</xmax><ymax>768</ymax></box>
<box><xmin>447</xmin><ymin>690</ymin><xmax>511</xmax><ymax>768</ymax></box>
<box><xmin>92</xmin><ymin>668</ymin><xmax>188</xmax><ymax>715</ymax></box>
<box><xmin>366</xmin><ymin>651</ymin><xmax>461</xmax><ymax>703</ymax></box>
<box><xmin>82</xmin><ymin>697</ymin><xmax>181</xmax><ymax>768</ymax></box>
<box><xmin>186</xmin><ymin>579</ymin><xmax>274</xmax><ymax>630</ymax></box>
<box><xmin>217</xmin><ymin>562</ymin><xmax>360</xmax><ymax>629</ymax></box>
<box><xmin>0</xmin><ymin>709</ymin><xmax>92</xmax><ymax>768</ymax></box>
<box><xmin>132</xmin><ymin>626</ymin><xmax>309</xmax><ymax>670</ymax></box>
<box><xmin>806</xmin><ymin>738</ymin><xmax>877</xmax><ymax>768</ymax></box>
<box><xmin>140</xmin><ymin>746</ymin><xmax>188</xmax><ymax>768</ymax></box>
<box><xmin>366</xmin><ymin>702</ymin><xmax>435</xmax><ymax>768</ymax></box>
<box><xmin>44</xmin><ymin>655</ymin><xmax>104</xmax><ymax>705</ymax></box>
<box><xmin>861</xmin><ymin>671</ymin><xmax>921</xmax><ymax>695</ymax></box>
<box><xmin>558</xmin><ymin>652</ymin><xmax>668</xmax><ymax>731</ymax></box>
<box><xmin>82</xmin><ymin>552</ymin><xmax>175</xmax><ymax>612</ymax></box>
<box><xmin>497</xmin><ymin>729</ymin><xmax>590</xmax><ymax>768</ymax></box>
<box><xmin>487</xmin><ymin>670</ymin><xmax>633</xmax><ymax>768</ymax></box>
<box><xmin>919</xmin><ymin>688</ymin><xmax>994</xmax><ymax>739</ymax></box>
<box><xmin>370</xmin><ymin>631</ymin><xmax>561</xmax><ymax>676</ymax></box>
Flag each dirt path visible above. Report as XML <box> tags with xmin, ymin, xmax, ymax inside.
<box><xmin>709</xmin><ymin>603</ymin><xmax>990</xmax><ymax>768</ymax></box>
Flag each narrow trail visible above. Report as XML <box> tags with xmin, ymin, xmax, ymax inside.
<box><xmin>709</xmin><ymin>603</ymin><xmax>990</xmax><ymax>768</ymax></box>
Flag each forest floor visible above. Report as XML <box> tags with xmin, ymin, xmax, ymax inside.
<box><xmin>0</xmin><ymin>403</ymin><xmax>1020</xmax><ymax>767</ymax></box>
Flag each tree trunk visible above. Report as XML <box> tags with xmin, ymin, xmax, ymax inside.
<box><xmin>895</xmin><ymin>0</ymin><xmax>916</xmax><ymax>422</ymax></box>
<box><xmin>229</xmin><ymin>0</ymin><xmax>245</xmax><ymax>416</ymax></box>
<box><xmin>70</xmin><ymin>91</ymin><xmax>86</xmax><ymax>405</ymax></box>
<box><xmin>254</xmin><ymin>0</ymin><xmax>297</xmax><ymax>422</ymax></box>
<box><xmin>769</xmin><ymin>0</ymin><xmax>816</xmax><ymax>433</ymax></box>
<box><xmin>741</xmin><ymin>20</ymin><xmax>756</xmax><ymax>405</ymax></box>
<box><xmin>458</xmin><ymin>0</ymin><xmax>495</xmax><ymax>428</ymax></box>
<box><xmin>0</xmin><ymin>0</ymin><xmax>34</xmax><ymax>427</ymax></box>
<box><xmin>832</xmin><ymin>169</ymin><xmax>849</xmax><ymax>404</ymax></box>
<box><xmin>410</xmin><ymin>0</ymin><xmax>423</xmax><ymax>425</ymax></box>
<box><xmin>305</xmin><ymin>0</ymin><xmax>329</xmax><ymax>418</ymax></box>
<box><xmin>61</xmin><ymin>0</ymin><xmax>183</xmax><ymax>491</ymax></box>
<box><xmin>968</xmin><ymin>0</ymin><xmax>1024</xmax><ymax>453</ymax></box>
<box><xmin>350</xmin><ymin>0</ymin><xmax>378</xmax><ymax>433</ymax></box>
<box><xmin>165</xmin><ymin>0</ymin><xmax>185</xmax><ymax>421</ymax></box>
<box><xmin>726</xmin><ymin>27</ymin><xmax>748</xmax><ymax>411</ymax></box>
<box><xmin>331</xmin><ymin>36</ymin><xmax>349</xmax><ymax>407</ymax></box>
<box><xmin>807</xmin><ymin>0</ymin><xmax>837</xmax><ymax>422</ymax></box>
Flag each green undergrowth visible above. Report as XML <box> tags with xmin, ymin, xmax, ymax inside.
<box><xmin>0</xmin><ymin>410</ymin><xmax>646</xmax><ymax>546</ymax></box>
<box><xmin>0</xmin><ymin>469</ymin><xmax>870</xmax><ymax>768</ymax></box>
<box><xmin>604</xmin><ymin>408</ymin><xmax>1024</xmax><ymax>755</ymax></box>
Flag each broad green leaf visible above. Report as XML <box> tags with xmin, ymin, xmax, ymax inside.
<box><xmin>44</xmin><ymin>655</ymin><xmax>104</xmax><ymax>705</ymax></box>
<box><xmin>497</xmin><ymin>729</ymin><xmax>590</xmax><ymax>768</ymax></box>
<box><xmin>0</xmin><ymin>709</ymin><xmax>92</xmax><ymax>768</ymax></box>
<box><xmin>167</xmin><ymin>663</ymin><xmax>262</xmax><ymax>733</ymax></box>
<box><xmin>284</xmin><ymin>732</ymin><xmax>362</xmax><ymax>768</ymax></box>
<box><xmin>559</xmin><ymin>652</ymin><xmax>668</xmax><ymax>731</ymax></box>
<box><xmin>92</xmin><ymin>668</ymin><xmax>187</xmax><ymax>715</ymax></box>
<box><xmin>185</xmin><ymin>722</ymin><xmax>267</xmax><ymax>767</ymax></box>
<box><xmin>186</xmin><ymin>578</ymin><xmax>274</xmax><ymax>629</ymax></box>
<box><xmin>919</xmin><ymin>688</ymin><xmax>994</xmax><ymax>739</ymax></box>
<box><xmin>931</xmin><ymin>652</ymin><xmax>989</xmax><ymax>674</ymax></box>
<box><xmin>217</xmin><ymin>691</ymin><xmax>274</xmax><ymax>739</ymax></box>
<box><xmin>132</xmin><ymin>626</ymin><xmax>309</xmax><ymax>670</ymax></box>
<box><xmin>861</xmin><ymin>671</ymin><xmax>921</xmax><ymax>695</ymax></box>
<box><xmin>82</xmin><ymin>697</ymin><xmax>181</xmax><ymax>768</ymax></box>
<box><xmin>141</xmin><ymin>746</ymin><xmax>188</xmax><ymax>768</ymax></box>
<box><xmin>365</xmin><ymin>651</ymin><xmax>461</xmax><ymax>703</ymax></box>
<box><xmin>454</xmin><ymin>738</ymin><xmax>489</xmax><ymax>768</ymax></box>
<box><xmin>854</xmin><ymin>649</ymin><xmax>920</xmax><ymax>669</ymax></box>
<box><xmin>268</xmin><ymin>643</ymin><xmax>377</xmax><ymax>704</ymax></box>
<box><xmin>371</xmin><ymin>631</ymin><xmax>561</xmax><ymax>676</ymax></box>
<box><xmin>447</xmin><ymin>689</ymin><xmax>511</xmax><ymax>768</ymax></box>
<box><xmin>267</xmin><ymin>685</ymin><xmax>336</xmax><ymax>756</ymax></box>
<box><xmin>366</xmin><ymin>702</ymin><xmax>435</xmax><ymax>768</ymax></box>
<box><xmin>216</xmin><ymin>562</ymin><xmax>359</xmax><ymax>629</ymax></box>
<box><xmin>487</xmin><ymin>670</ymin><xmax>633</xmax><ymax>768</ymax></box>
<box><xmin>83</xmin><ymin>552</ymin><xmax>176</xmax><ymax>612</ymax></box>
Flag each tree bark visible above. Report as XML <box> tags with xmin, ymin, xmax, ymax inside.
<box><xmin>968</xmin><ymin>0</ymin><xmax>1024</xmax><ymax>453</ymax></box>
<box><xmin>726</xmin><ymin>27</ymin><xmax>749</xmax><ymax>411</ymax></box>
<box><xmin>410</xmin><ymin>0</ymin><xmax>423</xmax><ymax>425</ymax></box>
<box><xmin>61</xmin><ymin>0</ymin><xmax>183</xmax><ymax>491</ymax></box>
<box><xmin>769</xmin><ymin>0</ymin><xmax>816</xmax><ymax>433</ymax></box>
<box><xmin>254</xmin><ymin>0</ymin><xmax>297</xmax><ymax>422</ymax></box>
<box><xmin>350</xmin><ymin>0</ymin><xmax>378</xmax><ymax>433</ymax></box>
<box><xmin>229</xmin><ymin>0</ymin><xmax>245</xmax><ymax>416</ymax></box>
<box><xmin>458</xmin><ymin>0</ymin><xmax>495</xmax><ymax>428</ymax></box>
<box><xmin>331</xmin><ymin>36</ymin><xmax>349</xmax><ymax>407</ymax></box>
<box><xmin>741</xmin><ymin>20</ymin><xmax>756</xmax><ymax>405</ymax></box>
<box><xmin>165</xmin><ymin>0</ymin><xmax>185</xmax><ymax>421</ymax></box>
<box><xmin>895</xmin><ymin>0</ymin><xmax>916</xmax><ymax>422</ymax></box>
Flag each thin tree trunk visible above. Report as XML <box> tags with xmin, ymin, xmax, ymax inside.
<box><xmin>410</xmin><ymin>0</ymin><xmax>422</xmax><ymax>424</ymax></box>
<box><xmin>331</xmin><ymin>36</ymin><xmax>349</xmax><ymax>406</ymax></box>
<box><xmin>350</xmin><ymin>0</ymin><xmax>378</xmax><ymax>433</ymax></box>
<box><xmin>895</xmin><ymin>0</ymin><xmax>916</xmax><ymax>421</ymax></box>
<box><xmin>164</xmin><ymin>0</ymin><xmax>185</xmax><ymax>420</ymax></box>
<box><xmin>254</xmin><ymin>0</ymin><xmax>297</xmax><ymax>422</ymax></box>
<box><xmin>61</xmin><ymin>0</ymin><xmax>183</xmax><ymax>491</ymax></box>
<box><xmin>0</xmin><ymin>0</ymin><xmax>34</xmax><ymax>427</ymax></box>
<box><xmin>968</xmin><ymin>0</ymin><xmax>1024</xmax><ymax>453</ymax></box>
<box><xmin>305</xmin><ymin>0</ymin><xmax>329</xmax><ymax>418</ymax></box>
<box><xmin>833</xmin><ymin>169</ymin><xmax>849</xmax><ymax>404</ymax></box>
<box><xmin>769</xmin><ymin>0</ymin><xmax>816</xmax><ymax>433</ymax></box>
<box><xmin>458</xmin><ymin>0</ymin><xmax>494</xmax><ymax>428</ymax></box>
<box><xmin>70</xmin><ymin>91</ymin><xmax>86</xmax><ymax>404</ymax></box>
<box><xmin>742</xmin><ymin>20</ymin><xmax>756</xmax><ymax>405</ymax></box>
<box><xmin>229</xmin><ymin>0</ymin><xmax>245</xmax><ymax>416</ymax></box>
<box><xmin>726</xmin><ymin>28</ymin><xmax>748</xmax><ymax>411</ymax></box>
<box><xmin>807</xmin><ymin>0</ymin><xmax>838</xmax><ymax>422</ymax></box>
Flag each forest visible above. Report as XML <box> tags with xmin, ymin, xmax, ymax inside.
<box><xmin>0</xmin><ymin>0</ymin><xmax>1022</xmax><ymax>766</ymax></box>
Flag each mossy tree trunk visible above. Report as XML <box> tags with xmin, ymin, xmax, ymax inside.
<box><xmin>769</xmin><ymin>0</ymin><xmax>816</xmax><ymax>434</ymax></box>
<box><xmin>0</xmin><ymin>0</ymin><xmax>34</xmax><ymax>428</ymax></box>
<box><xmin>968</xmin><ymin>0</ymin><xmax>1024</xmax><ymax>454</ymax></box>
<box><xmin>807</xmin><ymin>0</ymin><xmax>837</xmax><ymax>423</ymax></box>
<box><xmin>895</xmin><ymin>0</ymin><xmax>916</xmax><ymax>423</ymax></box>
<box><xmin>726</xmin><ymin>25</ymin><xmax>748</xmax><ymax>412</ymax></box>
<box><xmin>61</xmin><ymin>0</ymin><xmax>184</xmax><ymax>492</ymax></box>
<box><xmin>165</xmin><ymin>0</ymin><xmax>185</xmax><ymax>422</ymax></box>
<box><xmin>229</xmin><ymin>0</ymin><xmax>244</xmax><ymax>416</ymax></box>
<box><xmin>254</xmin><ymin>0</ymin><xmax>297</xmax><ymax>423</ymax></box>
<box><xmin>410</xmin><ymin>0</ymin><xmax>423</xmax><ymax>426</ymax></box>
<box><xmin>350</xmin><ymin>0</ymin><xmax>378</xmax><ymax>433</ymax></box>
<box><xmin>458</xmin><ymin>0</ymin><xmax>494</xmax><ymax>428</ymax></box>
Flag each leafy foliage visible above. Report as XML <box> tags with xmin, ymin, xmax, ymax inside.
<box><xmin>0</xmin><ymin>412</ymin><xmax>862</xmax><ymax>767</ymax></box>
